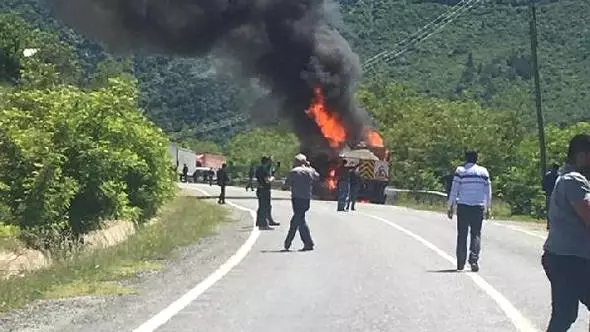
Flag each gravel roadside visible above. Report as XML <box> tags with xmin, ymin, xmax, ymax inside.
<box><xmin>0</xmin><ymin>202</ymin><xmax>253</xmax><ymax>332</ymax></box>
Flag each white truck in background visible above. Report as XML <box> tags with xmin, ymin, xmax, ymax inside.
<box><xmin>168</xmin><ymin>144</ymin><xmax>227</xmax><ymax>183</ymax></box>
<box><xmin>168</xmin><ymin>144</ymin><xmax>199</xmax><ymax>176</ymax></box>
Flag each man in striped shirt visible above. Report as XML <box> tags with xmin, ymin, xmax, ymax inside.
<box><xmin>447</xmin><ymin>150</ymin><xmax>492</xmax><ymax>272</ymax></box>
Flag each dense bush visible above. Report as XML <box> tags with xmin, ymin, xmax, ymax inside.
<box><xmin>496</xmin><ymin>122</ymin><xmax>590</xmax><ymax>216</ymax></box>
<box><xmin>0</xmin><ymin>78</ymin><xmax>175</xmax><ymax>239</ymax></box>
<box><xmin>0</xmin><ymin>13</ymin><xmax>175</xmax><ymax>246</ymax></box>
<box><xmin>358</xmin><ymin>81</ymin><xmax>589</xmax><ymax>217</ymax></box>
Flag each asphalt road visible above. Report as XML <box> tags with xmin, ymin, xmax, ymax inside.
<box><xmin>3</xmin><ymin>183</ymin><xmax>589</xmax><ymax>332</ymax></box>
<box><xmin>155</xmin><ymin>183</ymin><xmax>587</xmax><ymax>332</ymax></box>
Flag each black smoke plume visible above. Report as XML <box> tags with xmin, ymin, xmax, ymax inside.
<box><xmin>47</xmin><ymin>0</ymin><xmax>373</xmax><ymax>152</ymax></box>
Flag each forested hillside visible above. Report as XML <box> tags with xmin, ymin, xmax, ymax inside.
<box><xmin>2</xmin><ymin>0</ymin><xmax>589</xmax><ymax>140</ymax></box>
<box><xmin>0</xmin><ymin>0</ymin><xmax>250</xmax><ymax>143</ymax></box>
<box><xmin>341</xmin><ymin>0</ymin><xmax>590</xmax><ymax>125</ymax></box>
<box><xmin>1</xmin><ymin>0</ymin><xmax>589</xmax><ymax>220</ymax></box>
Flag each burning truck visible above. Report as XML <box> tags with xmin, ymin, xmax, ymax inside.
<box><xmin>300</xmin><ymin>88</ymin><xmax>390</xmax><ymax>204</ymax></box>
<box><xmin>304</xmin><ymin>142</ymin><xmax>390</xmax><ymax>204</ymax></box>
<box><xmin>49</xmin><ymin>0</ymin><xmax>390</xmax><ymax>203</ymax></box>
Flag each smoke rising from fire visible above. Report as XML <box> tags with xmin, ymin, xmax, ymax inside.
<box><xmin>47</xmin><ymin>0</ymin><xmax>377</xmax><ymax>151</ymax></box>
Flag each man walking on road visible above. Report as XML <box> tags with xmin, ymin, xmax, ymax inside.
<box><xmin>542</xmin><ymin>134</ymin><xmax>590</xmax><ymax>332</ymax></box>
<box><xmin>447</xmin><ymin>150</ymin><xmax>492</xmax><ymax>272</ymax></box>
<box><xmin>255</xmin><ymin>156</ymin><xmax>279</xmax><ymax>230</ymax></box>
<box><xmin>216</xmin><ymin>163</ymin><xmax>229</xmax><ymax>204</ymax></box>
<box><xmin>282</xmin><ymin>154</ymin><xmax>318</xmax><ymax>251</ymax></box>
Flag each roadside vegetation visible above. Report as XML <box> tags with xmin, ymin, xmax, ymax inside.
<box><xmin>390</xmin><ymin>191</ymin><xmax>532</xmax><ymax>223</ymax></box>
<box><xmin>0</xmin><ymin>196</ymin><xmax>227</xmax><ymax>312</ymax></box>
<box><xmin>0</xmin><ymin>14</ymin><xmax>175</xmax><ymax>250</ymax></box>
<box><xmin>0</xmin><ymin>14</ymin><xmax>234</xmax><ymax>313</ymax></box>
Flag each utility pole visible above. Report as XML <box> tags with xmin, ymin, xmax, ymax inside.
<box><xmin>529</xmin><ymin>3</ymin><xmax>547</xmax><ymax>187</ymax></box>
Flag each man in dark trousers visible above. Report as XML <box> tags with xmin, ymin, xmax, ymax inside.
<box><xmin>208</xmin><ymin>168</ymin><xmax>214</xmax><ymax>186</ymax></box>
<box><xmin>336</xmin><ymin>159</ymin><xmax>350</xmax><ymax>211</ymax></box>
<box><xmin>266</xmin><ymin>157</ymin><xmax>280</xmax><ymax>225</ymax></box>
<box><xmin>346</xmin><ymin>166</ymin><xmax>361</xmax><ymax>211</ymax></box>
<box><xmin>182</xmin><ymin>163</ymin><xmax>189</xmax><ymax>183</ymax></box>
<box><xmin>282</xmin><ymin>154</ymin><xmax>318</xmax><ymax>251</ymax></box>
<box><xmin>255</xmin><ymin>156</ymin><xmax>279</xmax><ymax>230</ymax></box>
<box><xmin>543</xmin><ymin>163</ymin><xmax>560</xmax><ymax>230</ymax></box>
<box><xmin>447</xmin><ymin>150</ymin><xmax>492</xmax><ymax>272</ymax></box>
<box><xmin>542</xmin><ymin>134</ymin><xmax>590</xmax><ymax>332</ymax></box>
<box><xmin>216</xmin><ymin>163</ymin><xmax>229</xmax><ymax>204</ymax></box>
<box><xmin>245</xmin><ymin>165</ymin><xmax>255</xmax><ymax>192</ymax></box>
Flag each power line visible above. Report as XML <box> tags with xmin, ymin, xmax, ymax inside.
<box><xmin>362</xmin><ymin>0</ymin><xmax>483</xmax><ymax>71</ymax></box>
<box><xmin>362</xmin><ymin>0</ymin><xmax>472</xmax><ymax>68</ymax></box>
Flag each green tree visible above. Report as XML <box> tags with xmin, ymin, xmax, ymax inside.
<box><xmin>0</xmin><ymin>13</ymin><xmax>81</xmax><ymax>88</ymax></box>
<box><xmin>225</xmin><ymin>127</ymin><xmax>299</xmax><ymax>178</ymax></box>
<box><xmin>179</xmin><ymin>139</ymin><xmax>223</xmax><ymax>154</ymax></box>
<box><xmin>358</xmin><ymin>82</ymin><xmax>526</xmax><ymax>191</ymax></box>
<box><xmin>498</xmin><ymin>122</ymin><xmax>590</xmax><ymax>216</ymax></box>
<box><xmin>0</xmin><ymin>76</ymin><xmax>175</xmax><ymax>242</ymax></box>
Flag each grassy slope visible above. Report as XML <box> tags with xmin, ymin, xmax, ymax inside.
<box><xmin>0</xmin><ymin>196</ymin><xmax>228</xmax><ymax>312</ymax></box>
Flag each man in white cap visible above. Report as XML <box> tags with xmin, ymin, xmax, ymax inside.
<box><xmin>282</xmin><ymin>153</ymin><xmax>319</xmax><ymax>251</ymax></box>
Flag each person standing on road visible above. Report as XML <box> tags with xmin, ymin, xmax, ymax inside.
<box><xmin>336</xmin><ymin>159</ymin><xmax>351</xmax><ymax>211</ymax></box>
<box><xmin>543</xmin><ymin>163</ymin><xmax>560</xmax><ymax>230</ymax></box>
<box><xmin>246</xmin><ymin>165</ymin><xmax>256</xmax><ymax>192</ymax></box>
<box><xmin>346</xmin><ymin>166</ymin><xmax>361</xmax><ymax>211</ymax></box>
<box><xmin>182</xmin><ymin>163</ymin><xmax>189</xmax><ymax>183</ymax></box>
<box><xmin>216</xmin><ymin>163</ymin><xmax>229</xmax><ymax>204</ymax></box>
<box><xmin>542</xmin><ymin>134</ymin><xmax>590</xmax><ymax>332</ymax></box>
<box><xmin>255</xmin><ymin>156</ymin><xmax>279</xmax><ymax>230</ymax></box>
<box><xmin>208</xmin><ymin>168</ymin><xmax>215</xmax><ymax>186</ymax></box>
<box><xmin>282</xmin><ymin>154</ymin><xmax>318</xmax><ymax>251</ymax></box>
<box><xmin>266</xmin><ymin>157</ymin><xmax>280</xmax><ymax>226</ymax></box>
<box><xmin>447</xmin><ymin>150</ymin><xmax>492</xmax><ymax>272</ymax></box>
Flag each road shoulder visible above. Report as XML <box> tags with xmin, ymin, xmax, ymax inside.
<box><xmin>0</xmin><ymin>203</ymin><xmax>253</xmax><ymax>332</ymax></box>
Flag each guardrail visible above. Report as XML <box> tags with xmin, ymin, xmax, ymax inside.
<box><xmin>384</xmin><ymin>187</ymin><xmax>448</xmax><ymax>206</ymax></box>
<box><xmin>183</xmin><ymin>178</ymin><xmax>287</xmax><ymax>190</ymax></box>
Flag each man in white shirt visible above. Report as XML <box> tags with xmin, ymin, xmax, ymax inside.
<box><xmin>447</xmin><ymin>150</ymin><xmax>492</xmax><ymax>272</ymax></box>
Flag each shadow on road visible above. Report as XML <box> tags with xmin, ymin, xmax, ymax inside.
<box><xmin>427</xmin><ymin>269</ymin><xmax>461</xmax><ymax>273</ymax></box>
<box><xmin>260</xmin><ymin>249</ymin><xmax>291</xmax><ymax>254</ymax></box>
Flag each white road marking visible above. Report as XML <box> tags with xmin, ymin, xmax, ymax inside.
<box><xmin>132</xmin><ymin>187</ymin><xmax>260</xmax><ymax>332</ymax></box>
<box><xmin>362</xmin><ymin>212</ymin><xmax>540</xmax><ymax>332</ymax></box>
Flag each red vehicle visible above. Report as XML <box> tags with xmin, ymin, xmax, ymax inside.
<box><xmin>196</xmin><ymin>153</ymin><xmax>226</xmax><ymax>169</ymax></box>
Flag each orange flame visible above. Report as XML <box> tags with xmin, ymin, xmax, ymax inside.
<box><xmin>326</xmin><ymin>168</ymin><xmax>337</xmax><ymax>191</ymax></box>
<box><xmin>365</xmin><ymin>128</ymin><xmax>384</xmax><ymax>147</ymax></box>
<box><xmin>305</xmin><ymin>87</ymin><xmax>346</xmax><ymax>148</ymax></box>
